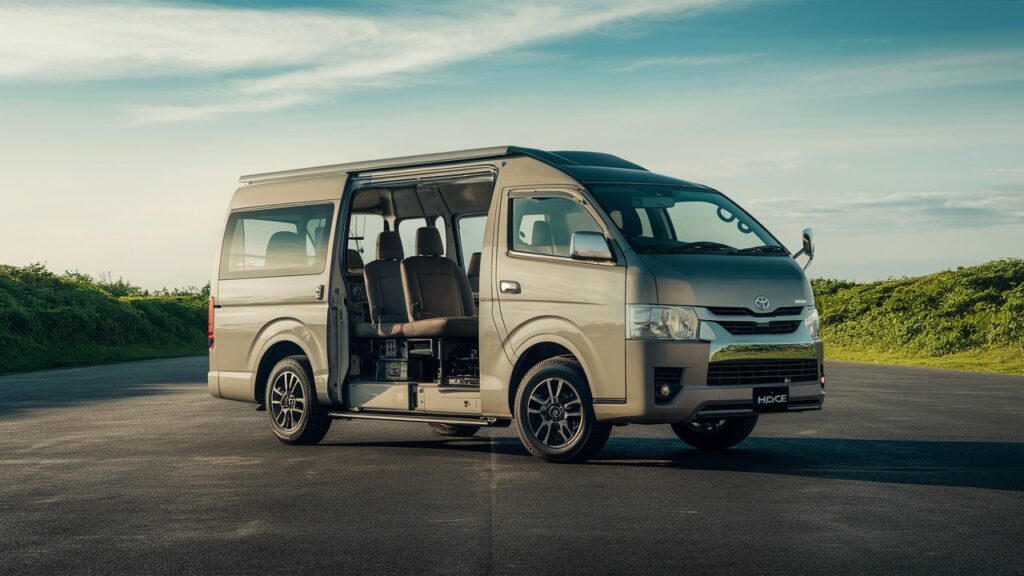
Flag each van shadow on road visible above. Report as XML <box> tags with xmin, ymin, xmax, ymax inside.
<box><xmin>323</xmin><ymin>435</ymin><xmax>1024</xmax><ymax>492</ymax></box>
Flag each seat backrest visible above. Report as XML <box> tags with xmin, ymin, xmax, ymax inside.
<box><xmin>363</xmin><ymin>231</ymin><xmax>408</xmax><ymax>324</ymax></box>
<box><xmin>401</xmin><ymin>227</ymin><xmax>475</xmax><ymax>320</ymax></box>
<box><xmin>466</xmin><ymin>251</ymin><xmax>481</xmax><ymax>293</ymax></box>
<box><xmin>346</xmin><ymin>248</ymin><xmax>364</xmax><ymax>278</ymax></box>
<box><xmin>531</xmin><ymin>220</ymin><xmax>554</xmax><ymax>255</ymax></box>
<box><xmin>265</xmin><ymin>231</ymin><xmax>306</xmax><ymax>269</ymax></box>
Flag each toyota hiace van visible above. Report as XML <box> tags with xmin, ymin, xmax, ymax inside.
<box><xmin>208</xmin><ymin>146</ymin><xmax>824</xmax><ymax>462</ymax></box>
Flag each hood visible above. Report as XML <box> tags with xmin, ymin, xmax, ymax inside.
<box><xmin>638</xmin><ymin>254</ymin><xmax>814</xmax><ymax>311</ymax></box>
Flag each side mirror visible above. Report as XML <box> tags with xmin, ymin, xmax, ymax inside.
<box><xmin>794</xmin><ymin>227</ymin><xmax>814</xmax><ymax>270</ymax></box>
<box><xmin>570</xmin><ymin>231</ymin><xmax>613</xmax><ymax>262</ymax></box>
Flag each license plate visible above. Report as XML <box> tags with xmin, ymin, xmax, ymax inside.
<box><xmin>753</xmin><ymin>386</ymin><xmax>789</xmax><ymax>413</ymax></box>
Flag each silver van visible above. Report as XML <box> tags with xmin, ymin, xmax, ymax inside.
<box><xmin>208</xmin><ymin>146</ymin><xmax>824</xmax><ymax>462</ymax></box>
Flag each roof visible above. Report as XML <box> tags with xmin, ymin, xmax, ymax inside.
<box><xmin>239</xmin><ymin>145</ymin><xmax>707</xmax><ymax>188</ymax></box>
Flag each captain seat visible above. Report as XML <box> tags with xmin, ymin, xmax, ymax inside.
<box><xmin>400</xmin><ymin>227</ymin><xmax>477</xmax><ymax>338</ymax></box>
<box><xmin>363</xmin><ymin>231</ymin><xmax>408</xmax><ymax>324</ymax></box>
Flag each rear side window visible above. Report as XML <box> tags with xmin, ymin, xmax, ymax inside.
<box><xmin>510</xmin><ymin>196</ymin><xmax>601</xmax><ymax>257</ymax></box>
<box><xmin>457</xmin><ymin>215</ymin><xmax>486</xmax><ymax>267</ymax></box>
<box><xmin>221</xmin><ymin>204</ymin><xmax>334</xmax><ymax>279</ymax></box>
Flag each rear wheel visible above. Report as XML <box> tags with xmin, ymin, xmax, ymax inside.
<box><xmin>670</xmin><ymin>416</ymin><xmax>757</xmax><ymax>450</ymax></box>
<box><xmin>429</xmin><ymin>423</ymin><xmax>480</xmax><ymax>437</ymax></box>
<box><xmin>513</xmin><ymin>357</ymin><xmax>611</xmax><ymax>463</ymax></box>
<box><xmin>265</xmin><ymin>356</ymin><xmax>332</xmax><ymax>445</ymax></box>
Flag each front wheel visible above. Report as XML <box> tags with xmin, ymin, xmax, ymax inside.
<box><xmin>265</xmin><ymin>356</ymin><xmax>332</xmax><ymax>445</ymax></box>
<box><xmin>670</xmin><ymin>416</ymin><xmax>758</xmax><ymax>450</ymax></box>
<box><xmin>513</xmin><ymin>358</ymin><xmax>611</xmax><ymax>463</ymax></box>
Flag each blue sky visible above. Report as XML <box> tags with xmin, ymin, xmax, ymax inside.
<box><xmin>1</xmin><ymin>0</ymin><xmax>1022</xmax><ymax>288</ymax></box>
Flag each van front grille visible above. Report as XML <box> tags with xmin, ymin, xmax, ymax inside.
<box><xmin>706</xmin><ymin>359</ymin><xmax>819</xmax><ymax>386</ymax></box>
<box><xmin>716</xmin><ymin>320</ymin><xmax>801</xmax><ymax>335</ymax></box>
<box><xmin>707</xmin><ymin>306</ymin><xmax>804</xmax><ymax>317</ymax></box>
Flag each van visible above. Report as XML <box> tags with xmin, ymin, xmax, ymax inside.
<box><xmin>208</xmin><ymin>146</ymin><xmax>824</xmax><ymax>463</ymax></box>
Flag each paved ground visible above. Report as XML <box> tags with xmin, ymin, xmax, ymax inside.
<box><xmin>1</xmin><ymin>357</ymin><xmax>1022</xmax><ymax>575</ymax></box>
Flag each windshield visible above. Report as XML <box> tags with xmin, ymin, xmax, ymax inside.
<box><xmin>588</xmin><ymin>185</ymin><xmax>785</xmax><ymax>255</ymax></box>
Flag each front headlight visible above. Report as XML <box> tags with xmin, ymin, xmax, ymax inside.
<box><xmin>806</xmin><ymin>308</ymin><xmax>820</xmax><ymax>340</ymax></box>
<box><xmin>627</xmin><ymin>305</ymin><xmax>699</xmax><ymax>340</ymax></box>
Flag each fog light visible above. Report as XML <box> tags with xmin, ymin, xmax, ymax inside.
<box><xmin>658</xmin><ymin>383</ymin><xmax>673</xmax><ymax>398</ymax></box>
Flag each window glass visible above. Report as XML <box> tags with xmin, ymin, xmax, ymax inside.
<box><xmin>510</xmin><ymin>197</ymin><xmax>601</xmax><ymax>257</ymax></box>
<box><xmin>457</xmin><ymin>215</ymin><xmax>486</xmax><ymax>267</ymax></box>
<box><xmin>348</xmin><ymin>213</ymin><xmax>385</xmax><ymax>264</ymax></box>
<box><xmin>221</xmin><ymin>204</ymin><xmax>333</xmax><ymax>278</ymax></box>
<box><xmin>398</xmin><ymin>217</ymin><xmax>447</xmax><ymax>257</ymax></box>
<box><xmin>589</xmin><ymin>185</ymin><xmax>782</xmax><ymax>254</ymax></box>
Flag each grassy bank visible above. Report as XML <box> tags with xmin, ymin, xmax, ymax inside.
<box><xmin>0</xmin><ymin>264</ymin><xmax>207</xmax><ymax>374</ymax></box>
<box><xmin>813</xmin><ymin>259</ymin><xmax>1024</xmax><ymax>375</ymax></box>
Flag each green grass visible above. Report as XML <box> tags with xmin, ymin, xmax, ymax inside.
<box><xmin>813</xmin><ymin>258</ymin><xmax>1024</xmax><ymax>375</ymax></box>
<box><xmin>0</xmin><ymin>264</ymin><xmax>208</xmax><ymax>374</ymax></box>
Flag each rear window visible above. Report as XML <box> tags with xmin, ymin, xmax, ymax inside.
<box><xmin>220</xmin><ymin>204</ymin><xmax>334</xmax><ymax>279</ymax></box>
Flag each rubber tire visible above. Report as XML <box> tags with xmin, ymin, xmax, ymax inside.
<box><xmin>429</xmin><ymin>423</ymin><xmax>481</xmax><ymax>437</ymax></box>
<box><xmin>265</xmin><ymin>356</ymin><xmax>332</xmax><ymax>445</ymax></box>
<box><xmin>513</xmin><ymin>357</ymin><xmax>612</xmax><ymax>463</ymax></box>
<box><xmin>671</xmin><ymin>415</ymin><xmax>758</xmax><ymax>450</ymax></box>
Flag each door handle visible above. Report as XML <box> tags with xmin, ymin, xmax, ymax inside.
<box><xmin>499</xmin><ymin>280</ymin><xmax>521</xmax><ymax>294</ymax></box>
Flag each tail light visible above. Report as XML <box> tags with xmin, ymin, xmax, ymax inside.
<box><xmin>208</xmin><ymin>297</ymin><xmax>215</xmax><ymax>350</ymax></box>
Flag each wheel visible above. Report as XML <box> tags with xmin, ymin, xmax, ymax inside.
<box><xmin>265</xmin><ymin>356</ymin><xmax>332</xmax><ymax>445</ymax></box>
<box><xmin>513</xmin><ymin>357</ymin><xmax>611</xmax><ymax>463</ymax></box>
<box><xmin>429</xmin><ymin>423</ymin><xmax>480</xmax><ymax>437</ymax></box>
<box><xmin>670</xmin><ymin>416</ymin><xmax>758</xmax><ymax>450</ymax></box>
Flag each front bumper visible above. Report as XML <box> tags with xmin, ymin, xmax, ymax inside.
<box><xmin>593</xmin><ymin>313</ymin><xmax>825</xmax><ymax>423</ymax></box>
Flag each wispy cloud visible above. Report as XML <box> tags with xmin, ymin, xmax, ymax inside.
<box><xmin>616</xmin><ymin>53</ymin><xmax>757</xmax><ymax>72</ymax></box>
<box><xmin>758</xmin><ymin>187</ymin><xmax>1024</xmax><ymax>232</ymax></box>
<box><xmin>0</xmin><ymin>0</ymin><xmax>731</xmax><ymax>123</ymax></box>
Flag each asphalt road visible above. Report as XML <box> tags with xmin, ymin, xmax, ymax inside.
<box><xmin>1</xmin><ymin>357</ymin><xmax>1022</xmax><ymax>575</ymax></box>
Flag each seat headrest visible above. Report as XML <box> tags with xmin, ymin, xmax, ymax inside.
<box><xmin>467</xmin><ymin>252</ymin><xmax>481</xmax><ymax>276</ymax></box>
<box><xmin>265</xmin><ymin>231</ymin><xmax>306</xmax><ymax>268</ymax></box>
<box><xmin>415</xmin><ymin>227</ymin><xmax>444</xmax><ymax>257</ymax></box>
<box><xmin>377</xmin><ymin>230</ymin><xmax>403</xmax><ymax>260</ymax></box>
<box><xmin>531</xmin><ymin>220</ymin><xmax>553</xmax><ymax>247</ymax></box>
<box><xmin>610</xmin><ymin>208</ymin><xmax>643</xmax><ymax>237</ymax></box>
<box><xmin>346</xmin><ymin>249</ymin><xmax>364</xmax><ymax>275</ymax></box>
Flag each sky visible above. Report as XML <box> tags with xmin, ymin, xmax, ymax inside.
<box><xmin>1</xmin><ymin>0</ymin><xmax>1022</xmax><ymax>288</ymax></box>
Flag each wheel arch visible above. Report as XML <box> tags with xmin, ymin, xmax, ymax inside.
<box><xmin>507</xmin><ymin>336</ymin><xmax>594</xmax><ymax>415</ymax></box>
<box><xmin>253</xmin><ymin>339</ymin><xmax>312</xmax><ymax>405</ymax></box>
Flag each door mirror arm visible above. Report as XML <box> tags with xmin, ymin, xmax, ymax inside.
<box><xmin>793</xmin><ymin>227</ymin><xmax>815</xmax><ymax>270</ymax></box>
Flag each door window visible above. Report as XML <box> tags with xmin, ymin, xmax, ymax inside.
<box><xmin>510</xmin><ymin>197</ymin><xmax>602</xmax><ymax>258</ymax></box>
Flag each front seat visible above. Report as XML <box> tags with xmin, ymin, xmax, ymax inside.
<box><xmin>400</xmin><ymin>227</ymin><xmax>477</xmax><ymax>339</ymax></box>
<box><xmin>531</xmin><ymin>220</ymin><xmax>554</xmax><ymax>255</ymax></box>
<box><xmin>466</xmin><ymin>252</ymin><xmax>481</xmax><ymax>293</ymax></box>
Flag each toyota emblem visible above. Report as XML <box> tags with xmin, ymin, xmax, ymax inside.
<box><xmin>754</xmin><ymin>295</ymin><xmax>770</xmax><ymax>311</ymax></box>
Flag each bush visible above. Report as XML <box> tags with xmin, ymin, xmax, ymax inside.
<box><xmin>812</xmin><ymin>259</ymin><xmax>1024</xmax><ymax>358</ymax></box>
<box><xmin>0</xmin><ymin>264</ymin><xmax>208</xmax><ymax>373</ymax></box>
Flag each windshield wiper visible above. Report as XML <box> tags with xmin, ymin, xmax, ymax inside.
<box><xmin>732</xmin><ymin>245</ymin><xmax>789</xmax><ymax>255</ymax></box>
<box><xmin>643</xmin><ymin>242</ymin><xmax>735</xmax><ymax>254</ymax></box>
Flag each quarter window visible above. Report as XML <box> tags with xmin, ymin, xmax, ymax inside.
<box><xmin>221</xmin><ymin>204</ymin><xmax>333</xmax><ymax>279</ymax></box>
<box><xmin>457</xmin><ymin>215</ymin><xmax>486</xmax><ymax>267</ymax></box>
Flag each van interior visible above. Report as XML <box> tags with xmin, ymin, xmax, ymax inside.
<box><xmin>342</xmin><ymin>174</ymin><xmax>495</xmax><ymax>415</ymax></box>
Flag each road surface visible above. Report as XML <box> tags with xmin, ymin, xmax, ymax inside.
<box><xmin>1</xmin><ymin>356</ymin><xmax>1022</xmax><ymax>575</ymax></box>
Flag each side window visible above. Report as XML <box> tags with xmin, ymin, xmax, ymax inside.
<box><xmin>221</xmin><ymin>204</ymin><xmax>334</xmax><ymax>279</ymax></box>
<box><xmin>457</xmin><ymin>215</ymin><xmax>486</xmax><ymax>267</ymax></box>
<box><xmin>348</xmin><ymin>213</ymin><xmax>385</xmax><ymax>265</ymax></box>
<box><xmin>398</xmin><ymin>217</ymin><xmax>447</xmax><ymax>257</ymax></box>
<box><xmin>510</xmin><ymin>196</ymin><xmax>602</xmax><ymax>258</ymax></box>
